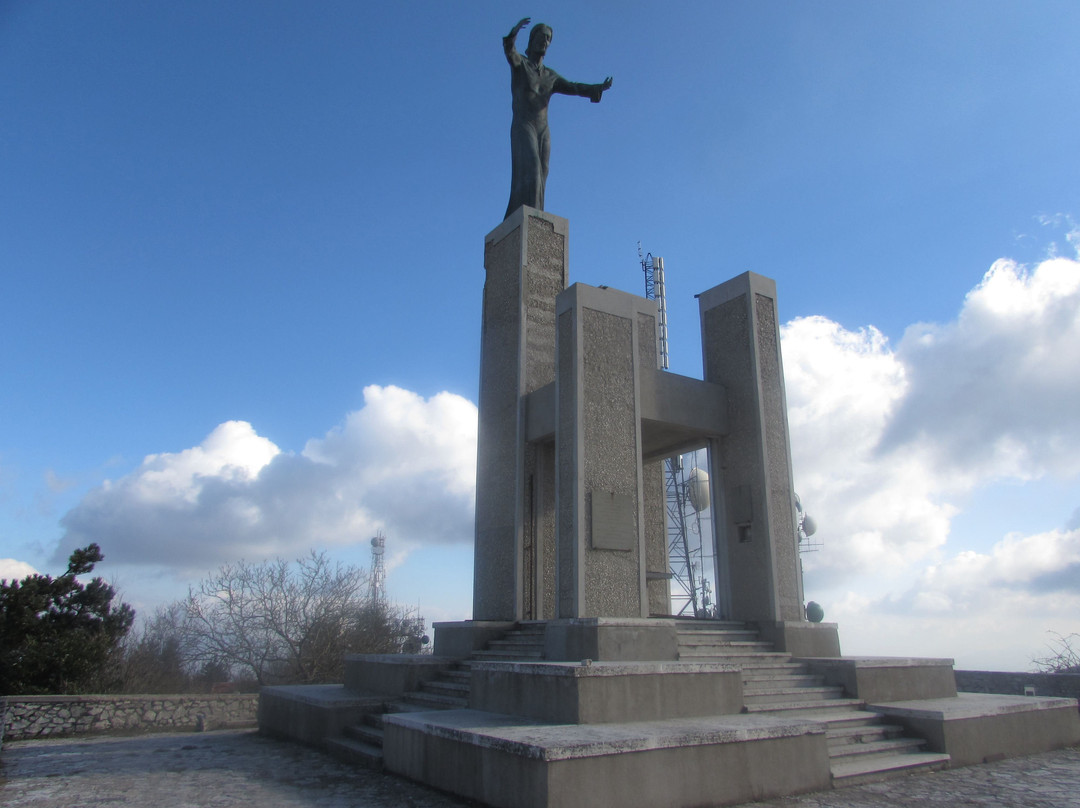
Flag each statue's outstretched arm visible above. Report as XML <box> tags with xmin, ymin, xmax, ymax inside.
<box><xmin>504</xmin><ymin>17</ymin><xmax>530</xmax><ymax>65</ymax></box>
<box><xmin>509</xmin><ymin>17</ymin><xmax>530</xmax><ymax>38</ymax></box>
<box><xmin>554</xmin><ymin>75</ymin><xmax>614</xmax><ymax>103</ymax></box>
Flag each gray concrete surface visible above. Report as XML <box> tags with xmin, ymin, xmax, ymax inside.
<box><xmin>1</xmin><ymin>729</ymin><xmax>1078</xmax><ymax>807</ymax></box>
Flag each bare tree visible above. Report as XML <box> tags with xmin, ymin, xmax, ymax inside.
<box><xmin>116</xmin><ymin>602</ymin><xmax>193</xmax><ymax>693</ymax></box>
<box><xmin>178</xmin><ymin>551</ymin><xmax>425</xmax><ymax>686</ymax></box>
<box><xmin>1032</xmin><ymin>631</ymin><xmax>1080</xmax><ymax>674</ymax></box>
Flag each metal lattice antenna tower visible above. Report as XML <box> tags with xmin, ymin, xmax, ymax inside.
<box><xmin>639</xmin><ymin>244</ymin><xmax>670</xmax><ymax>369</ymax></box>
<box><xmin>369</xmin><ymin>531</ymin><xmax>386</xmax><ymax>605</ymax></box>
<box><xmin>639</xmin><ymin>244</ymin><xmax>714</xmax><ymax>617</ymax></box>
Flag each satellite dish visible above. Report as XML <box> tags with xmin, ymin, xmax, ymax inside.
<box><xmin>802</xmin><ymin>514</ymin><xmax>817</xmax><ymax>537</ymax></box>
<box><xmin>687</xmin><ymin>467</ymin><xmax>710</xmax><ymax>512</ymax></box>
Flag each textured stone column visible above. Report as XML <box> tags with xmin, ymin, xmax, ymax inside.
<box><xmin>699</xmin><ymin>272</ymin><xmax>804</xmax><ymax>623</ymax></box>
<box><xmin>473</xmin><ymin>207</ymin><xmax>568</xmax><ymax>621</ymax></box>
<box><xmin>555</xmin><ymin>284</ymin><xmax>657</xmax><ymax>618</ymax></box>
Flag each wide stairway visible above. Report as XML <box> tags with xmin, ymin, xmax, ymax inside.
<box><xmin>328</xmin><ymin>620</ymin><xmax>950</xmax><ymax>785</ymax></box>
<box><xmin>326</xmin><ymin>623</ymin><xmax>546</xmax><ymax>767</ymax></box>
<box><xmin>677</xmin><ymin>620</ymin><xmax>950</xmax><ymax>786</ymax></box>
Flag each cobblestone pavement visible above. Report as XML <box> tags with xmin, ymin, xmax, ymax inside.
<box><xmin>1</xmin><ymin>730</ymin><xmax>1078</xmax><ymax>808</ymax></box>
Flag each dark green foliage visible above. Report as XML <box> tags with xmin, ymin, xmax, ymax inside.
<box><xmin>1</xmin><ymin>544</ymin><xmax>135</xmax><ymax>695</ymax></box>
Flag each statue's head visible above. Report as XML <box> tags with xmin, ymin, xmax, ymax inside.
<box><xmin>526</xmin><ymin>24</ymin><xmax>552</xmax><ymax>58</ymax></box>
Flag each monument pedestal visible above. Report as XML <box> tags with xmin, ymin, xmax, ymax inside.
<box><xmin>258</xmin><ymin>212</ymin><xmax>1080</xmax><ymax>807</ymax></box>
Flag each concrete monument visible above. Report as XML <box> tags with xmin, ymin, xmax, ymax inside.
<box><xmin>503</xmin><ymin>18</ymin><xmax>612</xmax><ymax>219</ymax></box>
<box><xmin>258</xmin><ymin>27</ymin><xmax>1080</xmax><ymax>805</ymax></box>
<box><xmin>261</xmin><ymin>208</ymin><xmax>1080</xmax><ymax>807</ymax></box>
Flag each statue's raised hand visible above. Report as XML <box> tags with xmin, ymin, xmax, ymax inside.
<box><xmin>601</xmin><ymin>76</ymin><xmax>613</xmax><ymax>91</ymax></box>
<box><xmin>511</xmin><ymin>17</ymin><xmax>531</xmax><ymax>36</ymax></box>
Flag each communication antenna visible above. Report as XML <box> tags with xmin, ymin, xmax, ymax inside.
<box><xmin>638</xmin><ymin>244</ymin><xmax>715</xmax><ymax>617</ymax></box>
<box><xmin>639</xmin><ymin>244</ymin><xmax>670</xmax><ymax>369</ymax></box>
<box><xmin>370</xmin><ymin>530</ymin><xmax>387</xmax><ymax>605</ymax></box>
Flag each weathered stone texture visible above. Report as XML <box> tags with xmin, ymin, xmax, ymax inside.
<box><xmin>1</xmin><ymin>694</ymin><xmax>258</xmax><ymax>741</ymax></box>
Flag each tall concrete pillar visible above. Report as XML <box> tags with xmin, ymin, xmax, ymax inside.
<box><xmin>555</xmin><ymin>284</ymin><xmax>657</xmax><ymax>618</ymax></box>
<box><xmin>473</xmin><ymin>207</ymin><xmax>567</xmax><ymax>622</ymax></box>
<box><xmin>699</xmin><ymin>272</ymin><xmax>804</xmax><ymax>624</ymax></box>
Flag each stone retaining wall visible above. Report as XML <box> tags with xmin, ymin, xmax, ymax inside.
<box><xmin>956</xmin><ymin>670</ymin><xmax>1080</xmax><ymax>702</ymax></box>
<box><xmin>1</xmin><ymin>693</ymin><xmax>259</xmax><ymax>742</ymax></box>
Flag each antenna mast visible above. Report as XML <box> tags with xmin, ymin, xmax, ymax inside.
<box><xmin>370</xmin><ymin>530</ymin><xmax>387</xmax><ymax>605</ymax></box>
<box><xmin>639</xmin><ymin>244</ymin><xmax>670</xmax><ymax>369</ymax></box>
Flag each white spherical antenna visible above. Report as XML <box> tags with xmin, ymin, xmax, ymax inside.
<box><xmin>687</xmin><ymin>467</ymin><xmax>710</xmax><ymax>512</ymax></box>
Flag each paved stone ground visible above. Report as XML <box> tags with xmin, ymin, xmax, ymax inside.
<box><xmin>1</xmin><ymin>730</ymin><xmax>1078</xmax><ymax>807</ymax></box>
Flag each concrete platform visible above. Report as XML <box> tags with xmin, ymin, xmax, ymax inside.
<box><xmin>871</xmin><ymin>693</ymin><xmax>1080</xmax><ymax>767</ymax></box>
<box><xmin>383</xmin><ymin>709</ymin><xmax>832</xmax><ymax>808</ymax></box>
<box><xmin>469</xmin><ymin>660</ymin><xmax>743</xmax><ymax>723</ymax></box>
<box><xmin>4</xmin><ymin>728</ymin><xmax>1079</xmax><ymax>808</ymax></box>
<box><xmin>257</xmin><ymin>684</ymin><xmax>385</xmax><ymax>748</ymax></box>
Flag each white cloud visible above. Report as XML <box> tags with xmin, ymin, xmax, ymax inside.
<box><xmin>56</xmin><ymin>386</ymin><xmax>477</xmax><ymax>574</ymax></box>
<box><xmin>784</xmin><ymin>248</ymin><xmax>1080</xmax><ymax>668</ymax></box>
<box><xmin>0</xmin><ymin>558</ymin><xmax>40</xmax><ymax>583</ymax></box>
<box><xmin>824</xmin><ymin>522</ymin><xmax>1080</xmax><ymax>669</ymax></box>
<box><xmin>884</xmin><ymin>257</ymin><xmax>1080</xmax><ymax>483</ymax></box>
<box><xmin>786</xmin><ymin>252</ymin><xmax>1080</xmax><ymax>587</ymax></box>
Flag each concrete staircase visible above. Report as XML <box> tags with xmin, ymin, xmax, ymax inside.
<box><xmin>329</xmin><ymin>620</ymin><xmax>951</xmax><ymax>784</ymax></box>
<box><xmin>676</xmin><ymin>620</ymin><xmax>951</xmax><ymax>786</ymax></box>
<box><xmin>328</xmin><ymin>624</ymin><xmax>547</xmax><ymax>768</ymax></box>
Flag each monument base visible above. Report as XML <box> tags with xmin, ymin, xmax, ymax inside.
<box><xmin>259</xmin><ymin>618</ymin><xmax>1080</xmax><ymax>807</ymax></box>
<box><xmin>383</xmin><ymin>709</ymin><xmax>831</xmax><ymax>808</ymax></box>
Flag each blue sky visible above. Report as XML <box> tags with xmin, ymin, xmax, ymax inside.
<box><xmin>2</xmin><ymin>1</ymin><xmax>1079</xmax><ymax>671</ymax></box>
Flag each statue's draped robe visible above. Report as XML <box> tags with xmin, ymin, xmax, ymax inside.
<box><xmin>504</xmin><ymin>35</ymin><xmax>606</xmax><ymax>220</ymax></box>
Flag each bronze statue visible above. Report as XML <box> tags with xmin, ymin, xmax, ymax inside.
<box><xmin>503</xmin><ymin>18</ymin><xmax>613</xmax><ymax>219</ymax></box>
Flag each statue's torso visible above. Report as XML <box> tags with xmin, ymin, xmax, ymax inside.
<box><xmin>511</xmin><ymin>59</ymin><xmax>561</xmax><ymax>124</ymax></box>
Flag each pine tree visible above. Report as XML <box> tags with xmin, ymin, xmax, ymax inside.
<box><xmin>1</xmin><ymin>544</ymin><xmax>135</xmax><ymax>695</ymax></box>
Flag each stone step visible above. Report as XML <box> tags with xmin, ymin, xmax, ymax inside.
<box><xmin>737</xmin><ymin>661</ymin><xmax>806</xmax><ymax>673</ymax></box>
<box><xmin>384</xmin><ymin>700</ymin><xmax>433</xmax><ymax>713</ymax></box>
<box><xmin>491</xmin><ymin>634</ymin><xmax>546</xmax><ymax>646</ymax></box>
<box><xmin>743</xmin><ymin>686</ymin><xmax>846</xmax><ymax>705</ymax></box>
<box><xmin>441</xmin><ymin>669</ymin><xmax>472</xmax><ymax>683</ymax></box>
<box><xmin>680</xmin><ymin>653</ymin><xmax>795</xmax><ymax>667</ymax></box>
<box><xmin>485</xmin><ymin>643</ymin><xmax>545</xmax><ymax>655</ymax></box>
<box><xmin>828</xmin><ymin>737</ymin><xmax>928</xmax><ymax>760</ymax></box>
<box><xmin>742</xmin><ymin>672</ymin><xmax>821</xmax><ymax>687</ymax></box>
<box><xmin>401</xmin><ymin>691</ymin><xmax>469</xmax><ymax>710</ymax></box>
<box><xmin>743</xmin><ymin>698</ymin><xmax>865</xmax><ymax>715</ymax></box>
<box><xmin>672</xmin><ymin>620</ymin><xmax>750</xmax><ymax>631</ymax></box>
<box><xmin>815</xmin><ymin>710</ymin><xmax>892</xmax><ymax>729</ymax></box>
<box><xmin>678</xmin><ymin>643</ymin><xmax>781</xmax><ymax>656</ymax></box>
<box><xmin>827</xmin><ymin>722</ymin><xmax>904</xmax><ymax>747</ymax></box>
<box><xmin>360</xmin><ymin>711</ymin><xmax>386</xmax><ymax>730</ymax></box>
<box><xmin>343</xmin><ymin>721</ymin><xmax>384</xmax><ymax>748</ymax></box>
<box><xmin>679</xmin><ymin>640</ymin><xmax>775</xmax><ymax>653</ymax></box>
<box><xmin>325</xmin><ymin>735</ymin><xmax>383</xmax><ymax>769</ymax></box>
<box><xmin>676</xmin><ymin>629</ymin><xmax>761</xmax><ymax>641</ymax></box>
<box><xmin>422</xmin><ymin>680</ymin><xmax>470</xmax><ymax>698</ymax></box>
<box><xmin>830</xmin><ymin>752</ymin><xmax>951</xmax><ymax>788</ymax></box>
<box><xmin>472</xmin><ymin>648</ymin><xmax>544</xmax><ymax>659</ymax></box>
<box><xmin>509</xmin><ymin>623</ymin><xmax>546</xmax><ymax>632</ymax></box>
